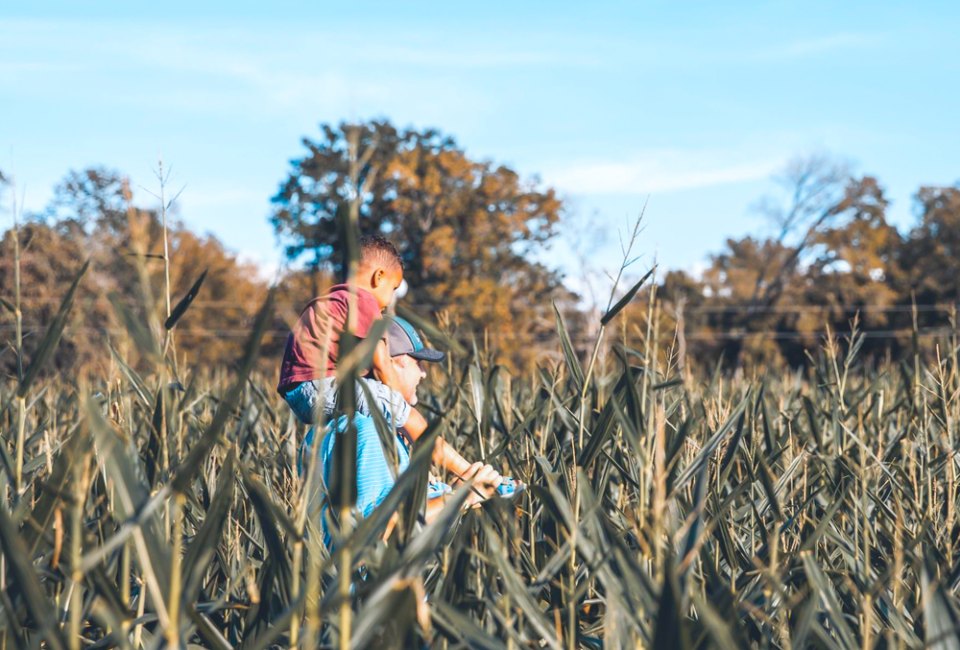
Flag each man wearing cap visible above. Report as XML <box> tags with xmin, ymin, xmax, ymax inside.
<box><xmin>305</xmin><ymin>316</ymin><xmax>514</xmax><ymax>541</ymax></box>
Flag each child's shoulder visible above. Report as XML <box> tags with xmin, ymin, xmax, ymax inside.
<box><xmin>320</xmin><ymin>283</ymin><xmax>374</xmax><ymax>299</ymax></box>
<box><xmin>302</xmin><ymin>284</ymin><xmax>379</xmax><ymax>317</ymax></box>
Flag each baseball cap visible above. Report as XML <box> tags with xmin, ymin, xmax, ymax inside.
<box><xmin>387</xmin><ymin>316</ymin><xmax>446</xmax><ymax>362</ymax></box>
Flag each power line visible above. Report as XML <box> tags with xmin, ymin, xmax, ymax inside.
<box><xmin>685</xmin><ymin>304</ymin><xmax>958</xmax><ymax>315</ymax></box>
<box><xmin>2</xmin><ymin>321</ymin><xmax>957</xmax><ymax>343</ymax></box>
<box><xmin>0</xmin><ymin>324</ymin><xmax>289</xmax><ymax>339</ymax></box>
<box><xmin>7</xmin><ymin>293</ymin><xmax>960</xmax><ymax>316</ymax></box>
<box><xmin>683</xmin><ymin>328</ymin><xmax>956</xmax><ymax>341</ymax></box>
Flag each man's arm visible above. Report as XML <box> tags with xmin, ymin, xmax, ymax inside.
<box><xmin>433</xmin><ymin>438</ymin><xmax>476</xmax><ymax>478</ymax></box>
<box><xmin>399</xmin><ymin>411</ymin><xmax>472</xmax><ymax>476</ymax></box>
<box><xmin>383</xmin><ymin>462</ymin><xmax>504</xmax><ymax>540</ymax></box>
<box><xmin>400</xmin><ymin>414</ymin><xmax>502</xmax><ymax>488</ymax></box>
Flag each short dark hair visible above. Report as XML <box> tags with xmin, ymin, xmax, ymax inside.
<box><xmin>359</xmin><ymin>234</ymin><xmax>403</xmax><ymax>271</ymax></box>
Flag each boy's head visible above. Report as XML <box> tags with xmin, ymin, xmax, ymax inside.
<box><xmin>356</xmin><ymin>235</ymin><xmax>404</xmax><ymax>309</ymax></box>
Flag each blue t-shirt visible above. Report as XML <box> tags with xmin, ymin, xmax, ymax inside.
<box><xmin>300</xmin><ymin>414</ymin><xmax>453</xmax><ymax>548</ymax></box>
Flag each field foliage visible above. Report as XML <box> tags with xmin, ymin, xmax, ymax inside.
<box><xmin>3</xmin><ymin>259</ymin><xmax>960</xmax><ymax>650</ymax></box>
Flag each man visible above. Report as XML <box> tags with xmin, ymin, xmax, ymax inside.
<box><xmin>278</xmin><ymin>235</ymin><xmax>432</xmax><ymax>446</ymax></box>
<box><xmin>303</xmin><ymin>316</ymin><xmax>515</xmax><ymax>544</ymax></box>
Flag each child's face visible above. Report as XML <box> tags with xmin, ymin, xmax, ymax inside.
<box><xmin>370</xmin><ymin>266</ymin><xmax>404</xmax><ymax>310</ymax></box>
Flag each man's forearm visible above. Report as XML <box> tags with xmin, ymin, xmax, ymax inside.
<box><xmin>434</xmin><ymin>438</ymin><xmax>473</xmax><ymax>477</ymax></box>
<box><xmin>400</xmin><ymin>411</ymin><xmax>495</xmax><ymax>483</ymax></box>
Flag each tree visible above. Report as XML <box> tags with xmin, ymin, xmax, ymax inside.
<box><xmin>899</xmin><ymin>185</ymin><xmax>960</xmax><ymax>305</ymax></box>
<box><xmin>0</xmin><ymin>168</ymin><xmax>270</xmax><ymax>378</ymax></box>
<box><xmin>802</xmin><ymin>176</ymin><xmax>903</xmax><ymax>354</ymax></box>
<box><xmin>271</xmin><ymin>120</ymin><xmax>573</xmax><ymax>371</ymax></box>
<box><xmin>700</xmin><ymin>236</ymin><xmax>805</xmax><ymax>366</ymax></box>
<box><xmin>648</xmin><ymin>162</ymin><xmax>894</xmax><ymax>368</ymax></box>
<box><xmin>748</xmin><ymin>154</ymin><xmax>852</xmax><ymax>310</ymax></box>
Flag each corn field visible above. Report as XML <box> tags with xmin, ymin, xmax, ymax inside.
<box><xmin>4</xmin><ymin>246</ymin><xmax>960</xmax><ymax>650</ymax></box>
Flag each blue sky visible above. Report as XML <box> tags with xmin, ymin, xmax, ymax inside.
<box><xmin>2</xmin><ymin>2</ymin><xmax>958</xmax><ymax>293</ymax></box>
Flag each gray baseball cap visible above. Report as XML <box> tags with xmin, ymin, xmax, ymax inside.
<box><xmin>387</xmin><ymin>316</ymin><xmax>445</xmax><ymax>362</ymax></box>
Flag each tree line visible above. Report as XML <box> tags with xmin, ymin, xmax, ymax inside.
<box><xmin>1</xmin><ymin>121</ymin><xmax>958</xmax><ymax>378</ymax></box>
<box><xmin>651</xmin><ymin>156</ymin><xmax>960</xmax><ymax>369</ymax></box>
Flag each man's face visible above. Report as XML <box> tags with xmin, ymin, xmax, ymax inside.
<box><xmin>392</xmin><ymin>354</ymin><xmax>426</xmax><ymax>405</ymax></box>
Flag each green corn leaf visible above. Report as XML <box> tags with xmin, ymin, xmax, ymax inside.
<box><xmin>358</xmin><ymin>379</ymin><xmax>400</xmax><ymax>475</ymax></box>
<box><xmin>689</xmin><ymin>591</ymin><xmax>741</xmax><ymax>650</ymax></box>
<box><xmin>334</xmin><ymin>316</ymin><xmax>392</xmax><ymax>383</ymax></box>
<box><xmin>396</xmin><ymin>303</ymin><xmax>465</xmax><ymax>356</ymax></box>
<box><xmin>801</xmin><ymin>553</ymin><xmax>858</xmax><ymax>649</ymax></box>
<box><xmin>88</xmin><ymin>596</ymin><xmax>136</xmax><ymax>650</ymax></box>
<box><xmin>164</xmin><ymin>268</ymin><xmax>207</xmax><ymax>330</ymax></box>
<box><xmin>109</xmin><ymin>290</ymin><xmax>160</xmax><ymax>361</ymax></box>
<box><xmin>579</xmin><ymin>395</ymin><xmax>620</xmax><ymax>469</ymax></box>
<box><xmin>171</xmin><ymin>288</ymin><xmax>274</xmax><ymax>494</ymax></box>
<box><xmin>0</xmin><ymin>501</ymin><xmax>69</xmax><ymax>650</ymax></box>
<box><xmin>87</xmin><ymin>397</ymin><xmax>172</xmax><ymax>622</ymax></box>
<box><xmin>600</xmin><ymin>266</ymin><xmax>655</xmax><ymax>326</ymax></box>
<box><xmin>671</xmin><ymin>391</ymin><xmax>750</xmax><ymax>495</ymax></box>
<box><xmin>482</xmin><ymin>519</ymin><xmax>563</xmax><ymax>650</ymax></box>
<box><xmin>396</xmin><ymin>418</ymin><xmax>446</xmax><ymax>544</ymax></box>
<box><xmin>242</xmin><ymin>466</ymin><xmax>300</xmax><ymax>541</ymax></box>
<box><xmin>17</xmin><ymin>259</ymin><xmax>89</xmax><ymax>397</ymax></box>
<box><xmin>431</xmin><ymin>599</ymin><xmax>506</xmax><ymax>650</ymax></box>
<box><xmin>187</xmin><ymin>606</ymin><xmax>234</xmax><ymax>650</ymax></box>
<box><xmin>755</xmin><ymin>453</ymin><xmax>783</xmax><ymax>521</ymax></box>
<box><xmin>182</xmin><ymin>452</ymin><xmax>236</xmax><ymax>605</ymax></box>
<box><xmin>328</xmin><ymin>414</ymin><xmax>358</xmax><ymax>512</ymax></box>
<box><xmin>24</xmin><ymin>429</ymin><xmax>87</xmax><ymax>555</ymax></box>
<box><xmin>652</xmin><ymin>555</ymin><xmax>688</xmax><ymax>650</ymax></box>
<box><xmin>716</xmin><ymin>409</ymin><xmax>747</xmax><ymax>488</ymax></box>
<box><xmin>328</xmin><ymin>418</ymin><xmax>440</xmax><ymax>559</ymax></box>
<box><xmin>922</xmin><ymin>550</ymin><xmax>960</xmax><ymax>650</ymax></box>
<box><xmin>678</xmin><ymin>455</ymin><xmax>710</xmax><ymax>588</ymax></box>
<box><xmin>553</xmin><ymin>301</ymin><xmax>584</xmax><ymax>391</ymax></box>
<box><xmin>468</xmin><ymin>362</ymin><xmax>485</xmax><ymax>425</ymax></box>
<box><xmin>241</xmin><ymin>468</ymin><xmax>293</xmax><ymax>604</ymax></box>
<box><xmin>349</xmin><ymin>574</ymin><xmax>421</xmax><ymax>649</ymax></box>
<box><xmin>108</xmin><ymin>339</ymin><xmax>154</xmax><ymax>408</ymax></box>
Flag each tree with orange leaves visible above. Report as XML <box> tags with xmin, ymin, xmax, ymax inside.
<box><xmin>271</xmin><ymin>120</ymin><xmax>575</xmax><ymax>371</ymax></box>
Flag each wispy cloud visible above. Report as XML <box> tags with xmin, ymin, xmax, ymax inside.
<box><xmin>742</xmin><ymin>31</ymin><xmax>885</xmax><ymax>64</ymax></box>
<box><xmin>544</xmin><ymin>149</ymin><xmax>785</xmax><ymax>195</ymax></box>
<box><xmin>672</xmin><ymin>31</ymin><xmax>885</xmax><ymax>68</ymax></box>
<box><xmin>0</xmin><ymin>20</ymin><xmax>504</xmax><ymax>118</ymax></box>
<box><xmin>176</xmin><ymin>185</ymin><xmax>268</xmax><ymax>210</ymax></box>
<box><xmin>778</xmin><ymin>32</ymin><xmax>881</xmax><ymax>57</ymax></box>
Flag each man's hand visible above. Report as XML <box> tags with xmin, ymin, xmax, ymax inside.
<box><xmin>457</xmin><ymin>462</ymin><xmax>503</xmax><ymax>508</ymax></box>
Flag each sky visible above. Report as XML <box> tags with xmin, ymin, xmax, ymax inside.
<box><xmin>2</xmin><ymin>2</ymin><xmax>958</xmax><ymax>295</ymax></box>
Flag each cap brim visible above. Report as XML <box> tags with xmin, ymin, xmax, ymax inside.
<box><xmin>409</xmin><ymin>349</ymin><xmax>446</xmax><ymax>362</ymax></box>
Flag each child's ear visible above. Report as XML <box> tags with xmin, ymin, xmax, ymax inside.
<box><xmin>371</xmin><ymin>267</ymin><xmax>385</xmax><ymax>287</ymax></box>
